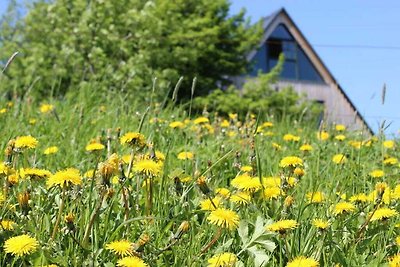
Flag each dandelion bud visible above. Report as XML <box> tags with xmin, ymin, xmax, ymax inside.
<box><xmin>65</xmin><ymin>213</ymin><xmax>75</xmax><ymax>231</ymax></box>
<box><xmin>18</xmin><ymin>191</ymin><xmax>30</xmax><ymax>214</ymax></box>
<box><xmin>174</xmin><ymin>221</ymin><xmax>190</xmax><ymax>240</ymax></box>
<box><xmin>293</xmin><ymin>167</ymin><xmax>305</xmax><ymax>177</ymax></box>
<box><xmin>174</xmin><ymin>177</ymin><xmax>183</xmax><ymax>196</ymax></box>
<box><xmin>4</xmin><ymin>139</ymin><xmax>15</xmax><ymax>157</ymax></box>
<box><xmin>132</xmin><ymin>234</ymin><xmax>150</xmax><ymax>253</ymax></box>
<box><xmin>284</xmin><ymin>196</ymin><xmax>295</xmax><ymax>207</ymax></box>
<box><xmin>375</xmin><ymin>182</ymin><xmax>388</xmax><ymax>204</ymax></box>
<box><xmin>196</xmin><ymin>176</ymin><xmax>211</xmax><ymax>195</ymax></box>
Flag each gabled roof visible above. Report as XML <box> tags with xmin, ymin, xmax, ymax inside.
<box><xmin>248</xmin><ymin>8</ymin><xmax>373</xmax><ymax>134</ymax></box>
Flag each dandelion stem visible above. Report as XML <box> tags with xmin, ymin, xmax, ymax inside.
<box><xmin>145</xmin><ymin>175</ymin><xmax>153</xmax><ymax>215</ymax></box>
<box><xmin>83</xmin><ymin>193</ymin><xmax>105</xmax><ymax>247</ymax></box>
<box><xmin>207</xmin><ymin>195</ymin><xmax>217</xmax><ymax>209</ymax></box>
<box><xmin>50</xmin><ymin>186</ymin><xmax>66</xmax><ymax>241</ymax></box>
<box><xmin>355</xmin><ymin>202</ymin><xmax>380</xmax><ymax>243</ymax></box>
<box><xmin>106</xmin><ymin>129</ymin><xmax>112</xmax><ymax>158</ymax></box>
<box><xmin>123</xmin><ymin>149</ymin><xmax>135</xmax><ymax>219</ymax></box>
<box><xmin>199</xmin><ymin>228</ymin><xmax>222</xmax><ymax>255</ymax></box>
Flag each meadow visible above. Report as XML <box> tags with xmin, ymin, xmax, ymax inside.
<box><xmin>0</xmin><ymin>87</ymin><xmax>399</xmax><ymax>267</ymax></box>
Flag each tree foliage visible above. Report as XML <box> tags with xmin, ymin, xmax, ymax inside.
<box><xmin>0</xmin><ymin>0</ymin><xmax>261</xmax><ymax>100</ymax></box>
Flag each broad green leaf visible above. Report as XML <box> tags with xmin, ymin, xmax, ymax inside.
<box><xmin>238</xmin><ymin>220</ymin><xmax>249</xmax><ymax>243</ymax></box>
<box><xmin>247</xmin><ymin>245</ymin><xmax>271</xmax><ymax>267</ymax></box>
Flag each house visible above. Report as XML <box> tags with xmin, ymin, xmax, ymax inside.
<box><xmin>232</xmin><ymin>8</ymin><xmax>373</xmax><ymax>134</ymax></box>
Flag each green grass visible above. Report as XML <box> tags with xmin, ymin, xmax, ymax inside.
<box><xmin>0</xmin><ymin>86</ymin><xmax>398</xmax><ymax>267</ymax></box>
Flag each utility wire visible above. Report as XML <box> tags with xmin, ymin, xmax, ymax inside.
<box><xmin>312</xmin><ymin>44</ymin><xmax>400</xmax><ymax>50</ymax></box>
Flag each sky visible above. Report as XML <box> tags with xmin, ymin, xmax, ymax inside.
<box><xmin>0</xmin><ymin>1</ymin><xmax>400</xmax><ymax>135</ymax></box>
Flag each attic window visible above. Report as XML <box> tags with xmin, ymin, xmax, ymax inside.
<box><xmin>250</xmin><ymin>23</ymin><xmax>324</xmax><ymax>83</ymax></box>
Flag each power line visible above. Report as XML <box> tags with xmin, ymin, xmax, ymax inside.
<box><xmin>312</xmin><ymin>44</ymin><xmax>400</xmax><ymax>50</ymax></box>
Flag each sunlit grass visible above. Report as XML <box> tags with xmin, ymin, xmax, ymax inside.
<box><xmin>0</xmin><ymin>87</ymin><xmax>398</xmax><ymax>266</ymax></box>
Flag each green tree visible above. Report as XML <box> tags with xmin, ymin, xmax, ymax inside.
<box><xmin>0</xmin><ymin>0</ymin><xmax>261</xmax><ymax>100</ymax></box>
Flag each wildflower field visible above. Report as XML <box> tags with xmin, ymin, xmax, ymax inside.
<box><xmin>0</xmin><ymin>89</ymin><xmax>399</xmax><ymax>267</ymax></box>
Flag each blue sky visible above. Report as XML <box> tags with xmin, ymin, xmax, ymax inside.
<box><xmin>1</xmin><ymin>1</ymin><xmax>400</xmax><ymax>135</ymax></box>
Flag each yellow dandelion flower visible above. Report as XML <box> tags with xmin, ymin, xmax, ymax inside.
<box><xmin>283</xmin><ymin>134</ymin><xmax>300</xmax><ymax>142</ymax></box>
<box><xmin>335</xmin><ymin>124</ymin><xmax>346</xmax><ymax>131</ymax></box>
<box><xmin>20</xmin><ymin>168</ymin><xmax>52</xmax><ymax>179</ymax></box>
<box><xmin>240</xmin><ymin>165</ymin><xmax>253</xmax><ymax>172</ymax></box>
<box><xmin>4</xmin><ymin>234</ymin><xmax>38</xmax><ymax>256</ymax></box>
<box><xmin>286</xmin><ymin>256</ymin><xmax>319</xmax><ymax>267</ymax></box>
<box><xmin>332</xmin><ymin>154</ymin><xmax>347</xmax><ymax>164</ymax></box>
<box><xmin>230</xmin><ymin>191</ymin><xmax>251</xmax><ymax>205</ymax></box>
<box><xmin>120</xmin><ymin>132</ymin><xmax>146</xmax><ymax>148</ymax></box>
<box><xmin>117</xmin><ymin>256</ymin><xmax>148</xmax><ymax>267</ymax></box>
<box><xmin>227</xmin><ymin>131</ymin><xmax>237</xmax><ymax>137</ymax></box>
<box><xmin>396</xmin><ymin>236</ymin><xmax>400</xmax><ymax>246</ymax></box>
<box><xmin>39</xmin><ymin>104</ymin><xmax>54</xmax><ymax>114</ymax></box>
<box><xmin>333</xmin><ymin>202</ymin><xmax>356</xmax><ymax>215</ymax></box>
<box><xmin>85</xmin><ymin>142</ymin><xmax>105</xmax><ymax>152</ymax></box>
<box><xmin>105</xmin><ymin>240</ymin><xmax>133</xmax><ymax>257</ymax></box>
<box><xmin>266</xmin><ymin>219</ymin><xmax>298</xmax><ymax>234</ymax></box>
<box><xmin>133</xmin><ymin>159</ymin><xmax>162</xmax><ymax>177</ymax></box>
<box><xmin>262</xmin><ymin>176</ymin><xmax>281</xmax><ymax>187</ymax></box>
<box><xmin>384</xmin><ymin>157</ymin><xmax>398</xmax><ymax>165</ymax></box>
<box><xmin>200</xmin><ymin>196</ymin><xmax>222</xmax><ymax>211</ymax></box>
<box><xmin>317</xmin><ymin>131</ymin><xmax>329</xmax><ymax>141</ymax></box>
<box><xmin>263</xmin><ymin>187</ymin><xmax>283</xmax><ymax>200</ymax></box>
<box><xmin>177</xmin><ymin>152</ymin><xmax>194</xmax><ymax>160</ymax></box>
<box><xmin>121</xmin><ymin>154</ymin><xmax>132</xmax><ymax>164</ymax></box>
<box><xmin>369</xmin><ymin>169</ymin><xmax>384</xmax><ymax>178</ymax></box>
<box><xmin>349</xmin><ymin>140</ymin><xmax>362</xmax><ymax>149</ymax></box>
<box><xmin>312</xmin><ymin>219</ymin><xmax>330</xmax><ymax>230</ymax></box>
<box><xmin>84</xmin><ymin>169</ymin><xmax>95</xmax><ymax>179</ymax></box>
<box><xmin>392</xmin><ymin>185</ymin><xmax>400</xmax><ymax>200</ymax></box>
<box><xmin>207</xmin><ymin>252</ymin><xmax>237</xmax><ymax>267</ymax></box>
<box><xmin>231</xmin><ymin>174</ymin><xmax>261</xmax><ymax>192</ymax></box>
<box><xmin>0</xmin><ymin>220</ymin><xmax>15</xmax><ymax>231</ymax></box>
<box><xmin>44</xmin><ymin>146</ymin><xmax>58</xmax><ymax>155</ymax></box>
<box><xmin>335</xmin><ymin>134</ymin><xmax>346</xmax><ymax>141</ymax></box>
<box><xmin>272</xmin><ymin>142</ymin><xmax>282</xmax><ymax>150</ymax></box>
<box><xmin>14</xmin><ymin>135</ymin><xmax>38</xmax><ymax>149</ymax></box>
<box><xmin>192</xmin><ymin>117</ymin><xmax>209</xmax><ymax>125</ymax></box>
<box><xmin>262</xmin><ymin>121</ymin><xmax>273</xmax><ymax>128</ymax></box>
<box><xmin>279</xmin><ymin>156</ymin><xmax>303</xmax><ymax>168</ymax></box>
<box><xmin>154</xmin><ymin>151</ymin><xmax>166</xmax><ymax>162</ymax></box>
<box><xmin>207</xmin><ymin>208</ymin><xmax>240</xmax><ymax>231</ymax></box>
<box><xmin>306</xmin><ymin>192</ymin><xmax>325</xmax><ymax>203</ymax></box>
<box><xmin>8</xmin><ymin>173</ymin><xmax>19</xmax><ymax>185</ymax></box>
<box><xmin>300</xmin><ymin>144</ymin><xmax>313</xmax><ymax>152</ymax></box>
<box><xmin>215</xmin><ymin>188</ymin><xmax>231</xmax><ymax>198</ymax></box>
<box><xmin>0</xmin><ymin>108</ymin><xmax>7</xmax><ymax>114</ymax></box>
<box><xmin>349</xmin><ymin>193</ymin><xmax>369</xmax><ymax>203</ymax></box>
<box><xmin>46</xmin><ymin>168</ymin><xmax>82</xmax><ymax>188</ymax></box>
<box><xmin>221</xmin><ymin>120</ymin><xmax>230</xmax><ymax>128</ymax></box>
<box><xmin>388</xmin><ymin>254</ymin><xmax>400</xmax><ymax>267</ymax></box>
<box><xmin>384</xmin><ymin>140</ymin><xmax>395</xmax><ymax>149</ymax></box>
<box><xmin>370</xmin><ymin>207</ymin><xmax>398</xmax><ymax>221</ymax></box>
<box><xmin>265</xmin><ymin>131</ymin><xmax>274</xmax><ymax>137</ymax></box>
<box><xmin>169</xmin><ymin>121</ymin><xmax>185</xmax><ymax>129</ymax></box>
<box><xmin>293</xmin><ymin>167</ymin><xmax>305</xmax><ymax>177</ymax></box>
<box><xmin>180</xmin><ymin>176</ymin><xmax>192</xmax><ymax>183</ymax></box>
